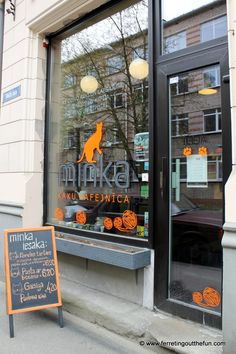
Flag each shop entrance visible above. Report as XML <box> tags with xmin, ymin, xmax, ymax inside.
<box><xmin>154</xmin><ymin>46</ymin><xmax>231</xmax><ymax>328</ymax></box>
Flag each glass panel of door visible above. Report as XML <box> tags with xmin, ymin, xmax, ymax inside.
<box><xmin>169</xmin><ymin>65</ymin><xmax>222</xmax><ymax>314</ymax></box>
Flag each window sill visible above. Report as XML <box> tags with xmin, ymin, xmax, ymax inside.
<box><xmin>55</xmin><ymin>231</ymin><xmax>151</xmax><ymax>269</ymax></box>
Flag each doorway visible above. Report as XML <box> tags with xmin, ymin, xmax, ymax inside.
<box><xmin>154</xmin><ymin>46</ymin><xmax>231</xmax><ymax>328</ymax></box>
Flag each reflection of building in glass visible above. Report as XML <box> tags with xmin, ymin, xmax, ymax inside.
<box><xmin>170</xmin><ymin>65</ymin><xmax>222</xmax><ymax>207</ymax></box>
<box><xmin>163</xmin><ymin>0</ymin><xmax>226</xmax><ymax>54</ymax></box>
<box><xmin>50</xmin><ymin>0</ymin><xmax>149</xmax><ymax>239</ymax></box>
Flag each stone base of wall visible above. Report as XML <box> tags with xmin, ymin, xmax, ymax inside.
<box><xmin>0</xmin><ymin>203</ymin><xmax>23</xmax><ymax>281</ymax></box>
<box><xmin>58</xmin><ymin>252</ymin><xmax>145</xmax><ymax>306</ymax></box>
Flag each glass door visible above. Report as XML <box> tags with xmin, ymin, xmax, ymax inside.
<box><xmin>169</xmin><ymin>65</ymin><xmax>223</xmax><ymax>314</ymax></box>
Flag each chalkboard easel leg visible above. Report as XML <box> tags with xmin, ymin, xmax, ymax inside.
<box><xmin>58</xmin><ymin>306</ymin><xmax>64</xmax><ymax>328</ymax></box>
<box><xmin>9</xmin><ymin>315</ymin><xmax>14</xmax><ymax>338</ymax></box>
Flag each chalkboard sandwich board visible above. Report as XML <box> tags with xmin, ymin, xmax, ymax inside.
<box><xmin>4</xmin><ymin>226</ymin><xmax>62</xmax><ymax>315</ymax></box>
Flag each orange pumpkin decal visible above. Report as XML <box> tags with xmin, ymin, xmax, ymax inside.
<box><xmin>76</xmin><ymin>211</ymin><xmax>87</xmax><ymax>225</ymax></box>
<box><xmin>122</xmin><ymin>210</ymin><xmax>137</xmax><ymax>230</ymax></box>
<box><xmin>203</xmin><ymin>287</ymin><xmax>221</xmax><ymax>307</ymax></box>
<box><xmin>192</xmin><ymin>287</ymin><xmax>221</xmax><ymax>308</ymax></box>
<box><xmin>183</xmin><ymin>147</ymin><xmax>192</xmax><ymax>156</ymax></box>
<box><xmin>55</xmin><ymin>208</ymin><xmax>64</xmax><ymax>221</ymax></box>
<box><xmin>198</xmin><ymin>146</ymin><xmax>208</xmax><ymax>155</ymax></box>
<box><xmin>110</xmin><ymin>210</ymin><xmax>138</xmax><ymax>232</ymax></box>
<box><xmin>104</xmin><ymin>217</ymin><xmax>113</xmax><ymax>230</ymax></box>
<box><xmin>113</xmin><ymin>217</ymin><xmax>123</xmax><ymax>230</ymax></box>
<box><xmin>192</xmin><ymin>292</ymin><xmax>203</xmax><ymax>305</ymax></box>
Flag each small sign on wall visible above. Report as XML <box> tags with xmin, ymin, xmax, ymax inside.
<box><xmin>3</xmin><ymin>85</ymin><xmax>21</xmax><ymax>103</ymax></box>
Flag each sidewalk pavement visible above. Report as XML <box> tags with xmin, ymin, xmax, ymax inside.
<box><xmin>0</xmin><ymin>280</ymin><xmax>169</xmax><ymax>354</ymax></box>
<box><xmin>60</xmin><ymin>277</ymin><xmax>224</xmax><ymax>354</ymax></box>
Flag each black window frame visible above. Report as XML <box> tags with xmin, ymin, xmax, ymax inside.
<box><xmin>43</xmin><ymin>0</ymin><xmax>231</xmax><ymax>328</ymax></box>
<box><xmin>153</xmin><ymin>0</ymin><xmax>230</xmax><ymax>328</ymax></box>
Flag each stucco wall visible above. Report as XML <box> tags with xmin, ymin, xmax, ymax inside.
<box><xmin>25</xmin><ymin>0</ymin><xmax>109</xmax><ymax>34</ymax></box>
<box><xmin>0</xmin><ymin>204</ymin><xmax>23</xmax><ymax>281</ymax></box>
<box><xmin>0</xmin><ymin>0</ymin><xmax>45</xmax><ymax>222</ymax></box>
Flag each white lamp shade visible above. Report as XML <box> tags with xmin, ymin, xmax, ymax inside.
<box><xmin>129</xmin><ymin>58</ymin><xmax>149</xmax><ymax>80</ymax></box>
<box><xmin>80</xmin><ymin>75</ymin><xmax>98</xmax><ymax>93</ymax></box>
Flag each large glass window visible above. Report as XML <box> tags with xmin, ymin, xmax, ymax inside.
<box><xmin>169</xmin><ymin>65</ymin><xmax>223</xmax><ymax>314</ymax></box>
<box><xmin>47</xmin><ymin>0</ymin><xmax>149</xmax><ymax>241</ymax></box>
<box><xmin>162</xmin><ymin>0</ymin><xmax>226</xmax><ymax>55</ymax></box>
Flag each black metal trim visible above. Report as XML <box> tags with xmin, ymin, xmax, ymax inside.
<box><xmin>157</xmin><ymin>37</ymin><xmax>228</xmax><ymax>65</ymax></box>
<box><xmin>43</xmin><ymin>38</ymin><xmax>52</xmax><ymax>225</ymax></box>
<box><xmin>147</xmin><ymin>0</ymin><xmax>155</xmax><ymax>250</ymax></box>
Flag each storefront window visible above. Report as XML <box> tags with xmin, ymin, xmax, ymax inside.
<box><xmin>162</xmin><ymin>0</ymin><xmax>226</xmax><ymax>55</ymax></box>
<box><xmin>47</xmin><ymin>0</ymin><xmax>149</xmax><ymax>241</ymax></box>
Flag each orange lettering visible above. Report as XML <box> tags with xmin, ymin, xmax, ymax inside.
<box><xmin>105</xmin><ymin>194</ymin><xmax>111</xmax><ymax>202</ymax></box>
<box><xmin>124</xmin><ymin>195</ymin><xmax>129</xmax><ymax>204</ymax></box>
<box><xmin>117</xmin><ymin>195</ymin><xmax>122</xmax><ymax>203</ymax></box>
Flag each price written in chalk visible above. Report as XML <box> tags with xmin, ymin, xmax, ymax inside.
<box><xmin>46</xmin><ymin>282</ymin><xmax>57</xmax><ymax>294</ymax></box>
<box><xmin>42</xmin><ymin>268</ymin><xmax>55</xmax><ymax>277</ymax></box>
<box><xmin>5</xmin><ymin>226</ymin><xmax>62</xmax><ymax>314</ymax></box>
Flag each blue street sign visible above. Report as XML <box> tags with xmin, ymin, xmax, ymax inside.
<box><xmin>3</xmin><ymin>85</ymin><xmax>21</xmax><ymax>103</ymax></box>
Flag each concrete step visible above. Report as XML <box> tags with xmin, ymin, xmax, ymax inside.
<box><xmin>60</xmin><ymin>277</ymin><xmax>223</xmax><ymax>354</ymax></box>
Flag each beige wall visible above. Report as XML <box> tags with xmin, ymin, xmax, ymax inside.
<box><xmin>0</xmin><ymin>0</ymin><xmax>107</xmax><ymax>226</ymax></box>
<box><xmin>26</xmin><ymin>0</ymin><xmax>108</xmax><ymax>34</ymax></box>
<box><xmin>0</xmin><ymin>0</ymin><xmax>46</xmax><ymax>225</ymax></box>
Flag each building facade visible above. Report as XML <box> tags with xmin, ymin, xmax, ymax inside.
<box><xmin>0</xmin><ymin>0</ymin><xmax>235</xmax><ymax>352</ymax></box>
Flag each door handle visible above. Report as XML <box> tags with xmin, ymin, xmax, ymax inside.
<box><xmin>160</xmin><ymin>157</ymin><xmax>167</xmax><ymax>200</ymax></box>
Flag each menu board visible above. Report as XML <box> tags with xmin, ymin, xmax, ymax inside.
<box><xmin>4</xmin><ymin>226</ymin><xmax>62</xmax><ymax>314</ymax></box>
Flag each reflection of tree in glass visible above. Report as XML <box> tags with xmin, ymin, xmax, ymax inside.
<box><xmin>60</xmin><ymin>0</ymin><xmax>149</xmax><ymax>172</ymax></box>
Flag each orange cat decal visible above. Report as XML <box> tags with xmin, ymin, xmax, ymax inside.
<box><xmin>77</xmin><ymin>122</ymin><xmax>103</xmax><ymax>164</ymax></box>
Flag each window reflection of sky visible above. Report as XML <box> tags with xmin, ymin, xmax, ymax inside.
<box><xmin>62</xmin><ymin>0</ymin><xmax>148</xmax><ymax>62</ymax></box>
<box><xmin>163</xmin><ymin>0</ymin><xmax>219</xmax><ymax>21</ymax></box>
